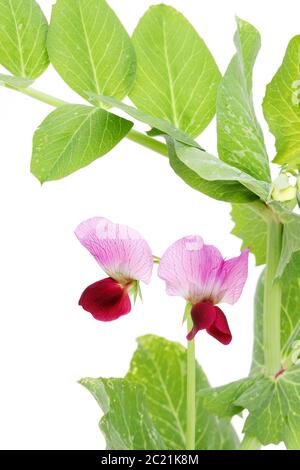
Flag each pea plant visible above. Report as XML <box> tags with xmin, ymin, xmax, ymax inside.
<box><xmin>1</xmin><ymin>0</ymin><xmax>300</xmax><ymax>451</ymax></box>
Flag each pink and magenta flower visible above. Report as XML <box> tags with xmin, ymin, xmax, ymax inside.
<box><xmin>158</xmin><ymin>236</ymin><xmax>249</xmax><ymax>345</ymax></box>
<box><xmin>75</xmin><ymin>217</ymin><xmax>153</xmax><ymax>321</ymax></box>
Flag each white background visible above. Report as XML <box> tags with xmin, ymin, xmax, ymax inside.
<box><xmin>0</xmin><ymin>0</ymin><xmax>293</xmax><ymax>450</ymax></box>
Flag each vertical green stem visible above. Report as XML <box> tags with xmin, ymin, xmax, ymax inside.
<box><xmin>186</xmin><ymin>313</ymin><xmax>196</xmax><ymax>450</ymax></box>
<box><xmin>263</xmin><ymin>218</ymin><xmax>283</xmax><ymax>376</ymax></box>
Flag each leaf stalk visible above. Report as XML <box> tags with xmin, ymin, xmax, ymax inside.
<box><xmin>240</xmin><ymin>435</ymin><xmax>261</xmax><ymax>450</ymax></box>
<box><xmin>263</xmin><ymin>218</ymin><xmax>283</xmax><ymax>376</ymax></box>
<box><xmin>2</xmin><ymin>84</ymin><xmax>169</xmax><ymax>157</ymax></box>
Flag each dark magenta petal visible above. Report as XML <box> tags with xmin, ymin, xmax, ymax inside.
<box><xmin>79</xmin><ymin>277</ymin><xmax>131</xmax><ymax>321</ymax></box>
<box><xmin>187</xmin><ymin>302</ymin><xmax>217</xmax><ymax>340</ymax></box>
<box><xmin>207</xmin><ymin>307</ymin><xmax>232</xmax><ymax>345</ymax></box>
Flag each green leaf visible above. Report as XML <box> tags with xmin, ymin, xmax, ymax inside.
<box><xmin>81</xmin><ymin>335</ymin><xmax>239</xmax><ymax>450</ymax></box>
<box><xmin>240</xmin><ymin>201</ymin><xmax>300</xmax><ymax>280</ymax></box>
<box><xmin>129</xmin><ymin>4</ymin><xmax>221</xmax><ymax>138</ymax></box>
<box><xmin>203</xmin><ymin>242</ymin><xmax>300</xmax><ymax>448</ymax></box>
<box><xmin>269</xmin><ymin>202</ymin><xmax>300</xmax><ymax>278</ymax></box>
<box><xmin>92</xmin><ymin>94</ymin><xmax>201</xmax><ymax>148</ymax></box>
<box><xmin>217</xmin><ymin>18</ymin><xmax>270</xmax><ymax>182</ymax></box>
<box><xmin>48</xmin><ymin>0</ymin><xmax>136</xmax><ymax>104</ymax></box>
<box><xmin>31</xmin><ymin>104</ymin><xmax>133</xmax><ymax>182</ymax></box>
<box><xmin>235</xmin><ymin>367</ymin><xmax>300</xmax><ymax>448</ymax></box>
<box><xmin>201</xmin><ymin>376</ymin><xmax>258</xmax><ymax>418</ymax></box>
<box><xmin>202</xmin><ymin>367</ymin><xmax>300</xmax><ymax>447</ymax></box>
<box><xmin>231</xmin><ymin>201</ymin><xmax>269</xmax><ymax>265</ymax></box>
<box><xmin>263</xmin><ymin>36</ymin><xmax>300</xmax><ymax>168</ymax></box>
<box><xmin>167</xmin><ymin>138</ymin><xmax>258</xmax><ymax>203</ymax></box>
<box><xmin>251</xmin><ymin>253</ymin><xmax>300</xmax><ymax>374</ymax></box>
<box><xmin>269</xmin><ymin>201</ymin><xmax>300</xmax><ymax>278</ymax></box>
<box><xmin>228</xmin><ymin>200</ymin><xmax>300</xmax><ymax>277</ymax></box>
<box><xmin>0</xmin><ymin>0</ymin><xmax>49</xmax><ymax>79</ymax></box>
<box><xmin>127</xmin><ymin>335</ymin><xmax>239</xmax><ymax>450</ymax></box>
<box><xmin>278</xmin><ymin>214</ymin><xmax>300</xmax><ymax>278</ymax></box>
<box><xmin>80</xmin><ymin>378</ymin><xmax>165</xmax><ymax>450</ymax></box>
<box><xmin>172</xmin><ymin>140</ymin><xmax>270</xmax><ymax>200</ymax></box>
<box><xmin>0</xmin><ymin>72</ymin><xmax>33</xmax><ymax>87</ymax></box>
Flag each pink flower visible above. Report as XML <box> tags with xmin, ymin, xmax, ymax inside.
<box><xmin>158</xmin><ymin>236</ymin><xmax>249</xmax><ymax>344</ymax></box>
<box><xmin>75</xmin><ymin>217</ymin><xmax>153</xmax><ymax>321</ymax></box>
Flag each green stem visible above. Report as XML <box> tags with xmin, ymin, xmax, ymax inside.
<box><xmin>186</xmin><ymin>312</ymin><xmax>196</xmax><ymax>450</ymax></box>
<box><xmin>13</xmin><ymin>85</ymin><xmax>67</xmax><ymax>107</ymax></box>
<box><xmin>5</xmin><ymin>85</ymin><xmax>168</xmax><ymax>157</ymax></box>
<box><xmin>263</xmin><ymin>218</ymin><xmax>283</xmax><ymax>376</ymax></box>
<box><xmin>127</xmin><ymin>129</ymin><xmax>168</xmax><ymax>157</ymax></box>
<box><xmin>240</xmin><ymin>435</ymin><xmax>261</xmax><ymax>450</ymax></box>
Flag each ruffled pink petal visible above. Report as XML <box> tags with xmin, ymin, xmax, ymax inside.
<box><xmin>79</xmin><ymin>277</ymin><xmax>131</xmax><ymax>321</ymax></box>
<box><xmin>187</xmin><ymin>302</ymin><xmax>217</xmax><ymax>340</ymax></box>
<box><xmin>158</xmin><ymin>236</ymin><xmax>224</xmax><ymax>303</ymax></box>
<box><xmin>218</xmin><ymin>249</ymin><xmax>250</xmax><ymax>305</ymax></box>
<box><xmin>207</xmin><ymin>307</ymin><xmax>232</xmax><ymax>345</ymax></box>
<box><xmin>75</xmin><ymin>217</ymin><xmax>153</xmax><ymax>284</ymax></box>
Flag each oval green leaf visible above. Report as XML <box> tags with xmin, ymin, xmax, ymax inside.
<box><xmin>48</xmin><ymin>0</ymin><xmax>136</xmax><ymax>104</ymax></box>
<box><xmin>263</xmin><ymin>36</ymin><xmax>300</xmax><ymax>168</ymax></box>
<box><xmin>168</xmin><ymin>138</ymin><xmax>258</xmax><ymax>203</ymax></box>
<box><xmin>171</xmin><ymin>140</ymin><xmax>270</xmax><ymax>201</ymax></box>
<box><xmin>217</xmin><ymin>18</ymin><xmax>270</xmax><ymax>182</ymax></box>
<box><xmin>0</xmin><ymin>0</ymin><xmax>49</xmax><ymax>79</ymax></box>
<box><xmin>130</xmin><ymin>5</ymin><xmax>221</xmax><ymax>138</ymax></box>
<box><xmin>31</xmin><ymin>104</ymin><xmax>133</xmax><ymax>182</ymax></box>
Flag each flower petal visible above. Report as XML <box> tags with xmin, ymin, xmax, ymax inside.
<box><xmin>158</xmin><ymin>236</ymin><xmax>224</xmax><ymax>303</ymax></box>
<box><xmin>75</xmin><ymin>217</ymin><xmax>153</xmax><ymax>284</ymax></box>
<box><xmin>207</xmin><ymin>307</ymin><xmax>232</xmax><ymax>345</ymax></box>
<box><xmin>79</xmin><ymin>277</ymin><xmax>131</xmax><ymax>321</ymax></box>
<box><xmin>219</xmin><ymin>249</ymin><xmax>249</xmax><ymax>305</ymax></box>
<box><xmin>187</xmin><ymin>302</ymin><xmax>217</xmax><ymax>340</ymax></box>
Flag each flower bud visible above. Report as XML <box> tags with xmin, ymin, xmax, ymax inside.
<box><xmin>272</xmin><ymin>174</ymin><xmax>297</xmax><ymax>202</ymax></box>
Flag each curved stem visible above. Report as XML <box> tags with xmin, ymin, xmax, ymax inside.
<box><xmin>240</xmin><ymin>435</ymin><xmax>261</xmax><ymax>450</ymax></box>
<box><xmin>4</xmin><ymin>84</ymin><xmax>168</xmax><ymax>157</ymax></box>
<box><xmin>263</xmin><ymin>218</ymin><xmax>283</xmax><ymax>376</ymax></box>
<box><xmin>127</xmin><ymin>129</ymin><xmax>168</xmax><ymax>157</ymax></box>
<box><xmin>186</xmin><ymin>312</ymin><xmax>196</xmax><ymax>450</ymax></box>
